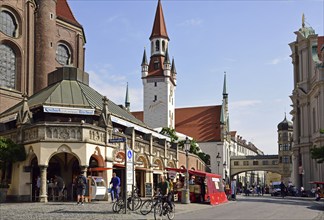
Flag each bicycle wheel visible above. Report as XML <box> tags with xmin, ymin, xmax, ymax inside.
<box><xmin>140</xmin><ymin>199</ymin><xmax>153</xmax><ymax>215</ymax></box>
<box><xmin>112</xmin><ymin>201</ymin><xmax>118</xmax><ymax>213</ymax></box>
<box><xmin>115</xmin><ymin>199</ymin><xmax>124</xmax><ymax>213</ymax></box>
<box><xmin>154</xmin><ymin>203</ymin><xmax>165</xmax><ymax>220</ymax></box>
<box><xmin>167</xmin><ymin>202</ymin><xmax>175</xmax><ymax>220</ymax></box>
<box><xmin>134</xmin><ymin>197</ymin><xmax>142</xmax><ymax>210</ymax></box>
<box><xmin>127</xmin><ymin>196</ymin><xmax>142</xmax><ymax>211</ymax></box>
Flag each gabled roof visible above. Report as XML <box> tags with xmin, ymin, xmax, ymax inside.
<box><xmin>56</xmin><ymin>0</ymin><xmax>82</xmax><ymax>28</ymax></box>
<box><xmin>150</xmin><ymin>0</ymin><xmax>169</xmax><ymax>40</ymax></box>
<box><xmin>132</xmin><ymin>105</ymin><xmax>222</xmax><ymax>142</ymax></box>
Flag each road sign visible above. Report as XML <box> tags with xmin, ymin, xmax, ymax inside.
<box><xmin>109</xmin><ymin>137</ymin><xmax>126</xmax><ymax>143</ymax></box>
<box><xmin>127</xmin><ymin>149</ymin><xmax>133</xmax><ymax>163</ymax></box>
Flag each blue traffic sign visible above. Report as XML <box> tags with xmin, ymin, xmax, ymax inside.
<box><xmin>127</xmin><ymin>150</ymin><xmax>132</xmax><ymax>159</ymax></box>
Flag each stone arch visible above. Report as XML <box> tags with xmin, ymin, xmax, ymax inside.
<box><xmin>135</xmin><ymin>154</ymin><xmax>149</xmax><ymax>168</ymax></box>
<box><xmin>153</xmin><ymin>158</ymin><xmax>164</xmax><ymax>170</ymax></box>
<box><xmin>167</xmin><ymin>160</ymin><xmax>176</xmax><ymax>168</ymax></box>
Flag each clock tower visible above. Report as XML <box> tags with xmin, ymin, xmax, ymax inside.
<box><xmin>141</xmin><ymin>0</ymin><xmax>177</xmax><ymax>129</ymax></box>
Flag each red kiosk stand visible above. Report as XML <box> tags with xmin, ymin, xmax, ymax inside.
<box><xmin>166</xmin><ymin>168</ymin><xmax>228</xmax><ymax>205</ymax></box>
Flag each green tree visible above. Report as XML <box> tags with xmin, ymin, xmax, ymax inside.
<box><xmin>310</xmin><ymin>129</ymin><xmax>324</xmax><ymax>164</ymax></box>
<box><xmin>0</xmin><ymin>137</ymin><xmax>26</xmax><ymax>185</ymax></box>
<box><xmin>159</xmin><ymin>127</ymin><xmax>178</xmax><ymax>143</ymax></box>
<box><xmin>159</xmin><ymin>128</ymin><xmax>210</xmax><ymax>165</ymax></box>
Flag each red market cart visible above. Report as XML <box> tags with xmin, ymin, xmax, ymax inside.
<box><xmin>166</xmin><ymin>167</ymin><xmax>228</xmax><ymax>205</ymax></box>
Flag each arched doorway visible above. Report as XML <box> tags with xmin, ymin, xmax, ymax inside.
<box><xmin>47</xmin><ymin>152</ymin><xmax>80</xmax><ymax>201</ymax></box>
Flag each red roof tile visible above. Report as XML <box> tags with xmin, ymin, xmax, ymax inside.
<box><xmin>175</xmin><ymin>106</ymin><xmax>222</xmax><ymax>142</ymax></box>
<box><xmin>132</xmin><ymin>105</ymin><xmax>222</xmax><ymax>142</ymax></box>
<box><xmin>56</xmin><ymin>0</ymin><xmax>82</xmax><ymax>27</ymax></box>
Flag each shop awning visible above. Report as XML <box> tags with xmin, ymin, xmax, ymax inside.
<box><xmin>88</xmin><ymin>167</ymin><xmax>112</xmax><ymax>172</ymax></box>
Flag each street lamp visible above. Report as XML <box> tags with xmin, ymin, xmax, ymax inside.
<box><xmin>182</xmin><ymin>137</ymin><xmax>191</xmax><ymax>204</ymax></box>
<box><xmin>216</xmin><ymin>152</ymin><xmax>221</xmax><ymax>174</ymax></box>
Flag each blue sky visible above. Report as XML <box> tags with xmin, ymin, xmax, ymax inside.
<box><xmin>68</xmin><ymin>0</ymin><xmax>324</xmax><ymax>155</ymax></box>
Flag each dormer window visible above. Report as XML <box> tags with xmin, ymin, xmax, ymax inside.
<box><xmin>154</xmin><ymin>61</ymin><xmax>159</xmax><ymax>70</ymax></box>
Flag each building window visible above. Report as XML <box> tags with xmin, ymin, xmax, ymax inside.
<box><xmin>155</xmin><ymin>40</ymin><xmax>160</xmax><ymax>51</ymax></box>
<box><xmin>243</xmin><ymin>161</ymin><xmax>249</xmax><ymax>166</ymax></box>
<box><xmin>234</xmin><ymin>161</ymin><xmax>239</xmax><ymax>166</ymax></box>
<box><xmin>272</xmin><ymin>160</ymin><xmax>278</xmax><ymax>165</ymax></box>
<box><xmin>0</xmin><ymin>44</ymin><xmax>16</xmax><ymax>89</ymax></box>
<box><xmin>154</xmin><ymin>82</ymin><xmax>157</xmax><ymax>87</ymax></box>
<box><xmin>56</xmin><ymin>44</ymin><xmax>71</xmax><ymax>65</ymax></box>
<box><xmin>0</xmin><ymin>10</ymin><xmax>17</xmax><ymax>37</ymax></box>
<box><xmin>153</xmin><ymin>95</ymin><xmax>157</xmax><ymax>102</ymax></box>
<box><xmin>253</xmin><ymin>161</ymin><xmax>258</xmax><ymax>165</ymax></box>
<box><xmin>283</xmin><ymin>156</ymin><xmax>289</xmax><ymax>164</ymax></box>
<box><xmin>262</xmin><ymin>160</ymin><xmax>269</xmax><ymax>165</ymax></box>
<box><xmin>154</xmin><ymin>61</ymin><xmax>159</xmax><ymax>70</ymax></box>
<box><xmin>162</xmin><ymin>40</ymin><xmax>165</xmax><ymax>52</ymax></box>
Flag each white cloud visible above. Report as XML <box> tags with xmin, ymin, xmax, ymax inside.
<box><xmin>88</xmin><ymin>68</ymin><xmax>143</xmax><ymax>111</ymax></box>
<box><xmin>105</xmin><ymin>15</ymin><xmax>120</xmax><ymax>24</ymax></box>
<box><xmin>267</xmin><ymin>56</ymin><xmax>289</xmax><ymax>65</ymax></box>
<box><xmin>178</xmin><ymin>18</ymin><xmax>203</xmax><ymax>27</ymax></box>
<box><xmin>230</xmin><ymin>100</ymin><xmax>262</xmax><ymax>109</ymax></box>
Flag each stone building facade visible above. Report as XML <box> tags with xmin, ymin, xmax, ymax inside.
<box><xmin>289</xmin><ymin>16</ymin><xmax>324</xmax><ymax>190</ymax></box>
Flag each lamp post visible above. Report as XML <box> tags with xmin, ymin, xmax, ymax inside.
<box><xmin>182</xmin><ymin>137</ymin><xmax>191</xmax><ymax>204</ymax></box>
<box><xmin>216</xmin><ymin>152</ymin><xmax>221</xmax><ymax>174</ymax></box>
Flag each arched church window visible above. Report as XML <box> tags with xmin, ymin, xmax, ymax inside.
<box><xmin>56</xmin><ymin>43</ymin><xmax>71</xmax><ymax>65</ymax></box>
<box><xmin>0</xmin><ymin>44</ymin><xmax>16</xmax><ymax>89</ymax></box>
<box><xmin>162</xmin><ymin>40</ymin><xmax>165</xmax><ymax>52</ymax></box>
<box><xmin>155</xmin><ymin>40</ymin><xmax>160</xmax><ymax>52</ymax></box>
<box><xmin>0</xmin><ymin>10</ymin><xmax>17</xmax><ymax>37</ymax></box>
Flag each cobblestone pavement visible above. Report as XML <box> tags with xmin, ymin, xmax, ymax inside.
<box><xmin>0</xmin><ymin>195</ymin><xmax>322</xmax><ymax>220</ymax></box>
<box><xmin>0</xmin><ymin>200</ymin><xmax>212</xmax><ymax>220</ymax></box>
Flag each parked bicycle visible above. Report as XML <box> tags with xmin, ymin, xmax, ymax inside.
<box><xmin>112</xmin><ymin>186</ymin><xmax>142</xmax><ymax>213</ymax></box>
<box><xmin>153</xmin><ymin>193</ymin><xmax>175</xmax><ymax>220</ymax></box>
<box><xmin>140</xmin><ymin>194</ymin><xmax>159</xmax><ymax>215</ymax></box>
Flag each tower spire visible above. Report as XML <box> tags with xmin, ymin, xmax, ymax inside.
<box><xmin>125</xmin><ymin>82</ymin><xmax>130</xmax><ymax>111</ymax></box>
<box><xmin>150</xmin><ymin>0</ymin><xmax>169</xmax><ymax>40</ymax></box>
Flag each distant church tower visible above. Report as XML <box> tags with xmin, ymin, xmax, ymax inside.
<box><xmin>277</xmin><ymin>114</ymin><xmax>293</xmax><ymax>184</ymax></box>
<box><xmin>141</xmin><ymin>0</ymin><xmax>177</xmax><ymax>129</ymax></box>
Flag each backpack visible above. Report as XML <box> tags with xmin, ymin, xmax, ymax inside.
<box><xmin>77</xmin><ymin>176</ymin><xmax>85</xmax><ymax>188</ymax></box>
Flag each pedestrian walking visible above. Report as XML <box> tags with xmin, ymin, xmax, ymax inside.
<box><xmin>75</xmin><ymin>172</ymin><xmax>87</xmax><ymax>205</ymax></box>
<box><xmin>279</xmin><ymin>181</ymin><xmax>286</xmax><ymax>198</ymax></box>
<box><xmin>109</xmin><ymin>172</ymin><xmax>120</xmax><ymax>202</ymax></box>
<box><xmin>54</xmin><ymin>175</ymin><xmax>65</xmax><ymax>201</ymax></box>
